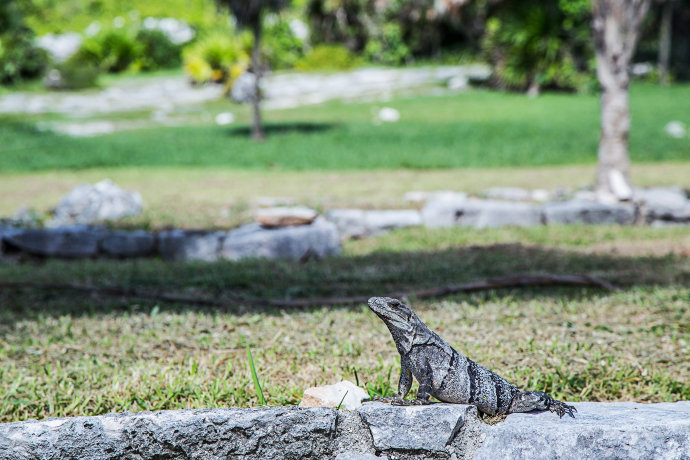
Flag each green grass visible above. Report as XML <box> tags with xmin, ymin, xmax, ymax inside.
<box><xmin>1</xmin><ymin>226</ymin><xmax>689</xmax><ymax>422</ymax></box>
<box><xmin>1</xmin><ymin>83</ymin><xmax>688</xmax><ymax>172</ymax></box>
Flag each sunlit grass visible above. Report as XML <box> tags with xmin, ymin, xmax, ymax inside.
<box><xmin>1</xmin><ymin>226</ymin><xmax>689</xmax><ymax>422</ymax></box>
<box><xmin>1</xmin><ymin>84</ymin><xmax>688</xmax><ymax>172</ymax></box>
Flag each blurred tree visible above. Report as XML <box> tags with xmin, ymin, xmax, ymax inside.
<box><xmin>592</xmin><ymin>0</ymin><xmax>650</xmax><ymax>199</ymax></box>
<box><xmin>0</xmin><ymin>0</ymin><xmax>47</xmax><ymax>84</ymax></box>
<box><xmin>482</xmin><ymin>0</ymin><xmax>593</xmax><ymax>94</ymax></box>
<box><xmin>216</xmin><ymin>0</ymin><xmax>291</xmax><ymax>140</ymax></box>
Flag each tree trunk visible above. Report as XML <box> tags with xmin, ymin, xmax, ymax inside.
<box><xmin>592</xmin><ymin>0</ymin><xmax>650</xmax><ymax>199</ymax></box>
<box><xmin>251</xmin><ymin>18</ymin><xmax>265</xmax><ymax>141</ymax></box>
<box><xmin>657</xmin><ymin>0</ymin><xmax>673</xmax><ymax>85</ymax></box>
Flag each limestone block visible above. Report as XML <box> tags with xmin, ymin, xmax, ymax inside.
<box><xmin>475</xmin><ymin>401</ymin><xmax>690</xmax><ymax>460</ymax></box>
<box><xmin>357</xmin><ymin>401</ymin><xmax>475</xmax><ymax>452</ymax></box>
<box><xmin>543</xmin><ymin>200</ymin><xmax>635</xmax><ymax>225</ymax></box>
<box><xmin>221</xmin><ymin>218</ymin><xmax>340</xmax><ymax>260</ymax></box>
<box><xmin>100</xmin><ymin>230</ymin><xmax>155</xmax><ymax>257</ymax></box>
<box><xmin>4</xmin><ymin>226</ymin><xmax>104</xmax><ymax>257</ymax></box>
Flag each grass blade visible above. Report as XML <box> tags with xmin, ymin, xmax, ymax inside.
<box><xmin>246</xmin><ymin>345</ymin><xmax>266</xmax><ymax>406</ymax></box>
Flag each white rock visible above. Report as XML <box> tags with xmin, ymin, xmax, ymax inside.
<box><xmin>215</xmin><ymin>112</ymin><xmax>235</xmax><ymax>125</ymax></box>
<box><xmin>299</xmin><ymin>381</ymin><xmax>369</xmax><ymax>410</ymax></box>
<box><xmin>48</xmin><ymin>179</ymin><xmax>142</xmax><ymax>227</ymax></box>
<box><xmin>531</xmin><ymin>189</ymin><xmax>550</xmax><ymax>202</ymax></box>
<box><xmin>447</xmin><ymin>75</ymin><xmax>469</xmax><ymax>91</ymax></box>
<box><xmin>608</xmin><ymin>169</ymin><xmax>633</xmax><ymax>201</ymax></box>
<box><xmin>378</xmin><ymin>107</ymin><xmax>400</xmax><ymax>123</ymax></box>
<box><xmin>665</xmin><ymin>121</ymin><xmax>686</xmax><ymax>138</ymax></box>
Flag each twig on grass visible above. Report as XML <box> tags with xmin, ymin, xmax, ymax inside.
<box><xmin>0</xmin><ymin>273</ymin><xmax>617</xmax><ymax>308</ymax></box>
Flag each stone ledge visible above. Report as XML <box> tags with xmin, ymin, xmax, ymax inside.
<box><xmin>476</xmin><ymin>401</ymin><xmax>690</xmax><ymax>460</ymax></box>
<box><xmin>1</xmin><ymin>402</ymin><xmax>688</xmax><ymax>459</ymax></box>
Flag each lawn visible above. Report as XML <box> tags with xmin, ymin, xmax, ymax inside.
<box><xmin>1</xmin><ymin>226</ymin><xmax>689</xmax><ymax>422</ymax></box>
<box><xmin>1</xmin><ymin>83</ymin><xmax>689</xmax><ymax>172</ymax></box>
<box><xmin>1</xmin><ymin>81</ymin><xmax>689</xmax><ymax>423</ymax></box>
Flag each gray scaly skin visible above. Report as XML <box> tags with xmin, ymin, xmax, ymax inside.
<box><xmin>368</xmin><ymin>296</ymin><xmax>576</xmax><ymax>418</ymax></box>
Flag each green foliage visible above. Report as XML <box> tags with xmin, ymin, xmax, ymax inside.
<box><xmin>75</xmin><ymin>27</ymin><xmax>140</xmax><ymax>73</ymax></box>
<box><xmin>133</xmin><ymin>28</ymin><xmax>183</xmax><ymax>71</ymax></box>
<box><xmin>50</xmin><ymin>55</ymin><xmax>100</xmax><ymax>89</ymax></box>
<box><xmin>364</xmin><ymin>22</ymin><xmax>410</xmax><ymax>66</ymax></box>
<box><xmin>482</xmin><ymin>0</ymin><xmax>594</xmax><ymax>92</ymax></box>
<box><xmin>295</xmin><ymin>44</ymin><xmax>360</xmax><ymax>71</ymax></box>
<box><xmin>262</xmin><ymin>16</ymin><xmax>306</xmax><ymax>70</ymax></box>
<box><xmin>0</xmin><ymin>0</ymin><xmax>48</xmax><ymax>85</ymax></box>
<box><xmin>182</xmin><ymin>31</ymin><xmax>251</xmax><ymax>83</ymax></box>
<box><xmin>25</xmin><ymin>0</ymin><xmax>223</xmax><ymax>35</ymax></box>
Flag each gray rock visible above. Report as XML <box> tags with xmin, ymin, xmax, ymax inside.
<box><xmin>336</xmin><ymin>452</ymin><xmax>385</xmax><ymax>460</ymax></box>
<box><xmin>327</xmin><ymin>209</ymin><xmax>368</xmax><ymax>239</ymax></box>
<box><xmin>484</xmin><ymin>187</ymin><xmax>531</xmax><ymax>202</ymax></box>
<box><xmin>423</xmin><ymin>197</ymin><xmax>541</xmax><ymax>229</ymax></box>
<box><xmin>543</xmin><ymin>200</ymin><xmax>635</xmax><ymax>225</ymax></box>
<box><xmin>421</xmin><ymin>192</ymin><xmax>469</xmax><ymax>228</ymax></box>
<box><xmin>475</xmin><ymin>401</ymin><xmax>690</xmax><ymax>460</ymax></box>
<box><xmin>4</xmin><ymin>226</ymin><xmax>104</xmax><ymax>257</ymax></box>
<box><xmin>158</xmin><ymin>230</ymin><xmax>224</xmax><ymax>261</ymax></box>
<box><xmin>635</xmin><ymin>187</ymin><xmax>689</xmax><ymax>220</ymax></box>
<box><xmin>100</xmin><ymin>230</ymin><xmax>156</xmax><ymax>257</ymax></box>
<box><xmin>49</xmin><ymin>179</ymin><xmax>142</xmax><ymax>227</ymax></box>
<box><xmin>0</xmin><ymin>407</ymin><xmax>337</xmax><ymax>460</ymax></box>
<box><xmin>328</xmin><ymin>209</ymin><xmax>421</xmax><ymax>238</ymax></box>
<box><xmin>455</xmin><ymin>200</ymin><xmax>542</xmax><ymax>228</ymax></box>
<box><xmin>357</xmin><ymin>401</ymin><xmax>474</xmax><ymax>452</ymax></box>
<box><xmin>364</xmin><ymin>210</ymin><xmax>421</xmax><ymax>234</ymax></box>
<box><xmin>221</xmin><ymin>218</ymin><xmax>340</xmax><ymax>260</ymax></box>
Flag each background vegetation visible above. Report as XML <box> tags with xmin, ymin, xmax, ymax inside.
<box><xmin>3</xmin><ymin>0</ymin><xmax>690</xmax><ymax>89</ymax></box>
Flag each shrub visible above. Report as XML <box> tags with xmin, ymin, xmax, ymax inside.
<box><xmin>182</xmin><ymin>32</ymin><xmax>250</xmax><ymax>84</ymax></box>
<box><xmin>482</xmin><ymin>0</ymin><xmax>594</xmax><ymax>93</ymax></box>
<box><xmin>46</xmin><ymin>54</ymin><xmax>100</xmax><ymax>90</ymax></box>
<box><xmin>134</xmin><ymin>28</ymin><xmax>182</xmax><ymax>71</ymax></box>
<box><xmin>75</xmin><ymin>27</ymin><xmax>140</xmax><ymax>73</ymax></box>
<box><xmin>294</xmin><ymin>44</ymin><xmax>360</xmax><ymax>71</ymax></box>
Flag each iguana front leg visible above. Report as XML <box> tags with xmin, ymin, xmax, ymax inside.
<box><xmin>375</xmin><ymin>361</ymin><xmax>433</xmax><ymax>406</ymax></box>
<box><xmin>509</xmin><ymin>391</ymin><xmax>577</xmax><ymax>418</ymax></box>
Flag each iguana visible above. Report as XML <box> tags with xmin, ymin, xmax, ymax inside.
<box><xmin>368</xmin><ymin>296</ymin><xmax>576</xmax><ymax>418</ymax></box>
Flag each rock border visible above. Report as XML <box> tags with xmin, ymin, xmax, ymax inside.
<box><xmin>1</xmin><ymin>402</ymin><xmax>688</xmax><ymax>459</ymax></box>
<box><xmin>2</xmin><ymin>187</ymin><xmax>688</xmax><ymax>261</ymax></box>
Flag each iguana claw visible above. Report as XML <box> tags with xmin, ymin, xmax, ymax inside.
<box><xmin>548</xmin><ymin>400</ymin><xmax>577</xmax><ymax>418</ymax></box>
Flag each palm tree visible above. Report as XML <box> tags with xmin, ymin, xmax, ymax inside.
<box><xmin>217</xmin><ymin>0</ymin><xmax>290</xmax><ymax>140</ymax></box>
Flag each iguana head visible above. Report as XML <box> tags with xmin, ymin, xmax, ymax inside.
<box><xmin>368</xmin><ymin>297</ymin><xmax>418</xmax><ymax>352</ymax></box>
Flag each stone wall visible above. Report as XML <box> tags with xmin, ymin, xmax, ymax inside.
<box><xmin>1</xmin><ymin>402</ymin><xmax>688</xmax><ymax>459</ymax></box>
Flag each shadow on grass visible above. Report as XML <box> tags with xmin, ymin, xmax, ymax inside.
<box><xmin>225</xmin><ymin>122</ymin><xmax>337</xmax><ymax>137</ymax></box>
<box><xmin>1</xmin><ymin>243</ymin><xmax>688</xmax><ymax>323</ymax></box>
